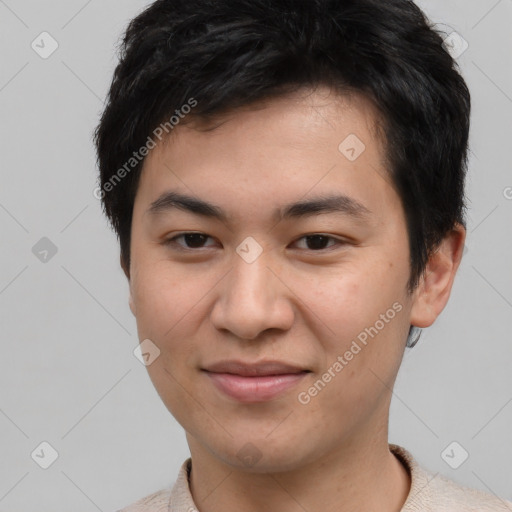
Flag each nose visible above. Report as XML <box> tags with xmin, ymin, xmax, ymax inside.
<box><xmin>210</xmin><ymin>251</ymin><xmax>295</xmax><ymax>340</ymax></box>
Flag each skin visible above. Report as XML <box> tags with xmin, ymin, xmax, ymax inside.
<box><xmin>124</xmin><ymin>86</ymin><xmax>465</xmax><ymax>512</ymax></box>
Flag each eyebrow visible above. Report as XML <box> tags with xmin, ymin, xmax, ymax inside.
<box><xmin>146</xmin><ymin>191</ymin><xmax>372</xmax><ymax>223</ymax></box>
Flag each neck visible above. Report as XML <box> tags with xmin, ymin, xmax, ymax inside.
<box><xmin>187</xmin><ymin>434</ymin><xmax>411</xmax><ymax>512</ymax></box>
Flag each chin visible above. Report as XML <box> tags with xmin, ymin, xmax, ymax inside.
<box><xmin>203</xmin><ymin>432</ymin><xmax>316</xmax><ymax>474</ymax></box>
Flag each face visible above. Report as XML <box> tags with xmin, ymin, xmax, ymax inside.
<box><xmin>128</xmin><ymin>87</ymin><xmax>426</xmax><ymax>472</ymax></box>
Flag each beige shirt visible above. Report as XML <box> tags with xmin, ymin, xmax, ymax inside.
<box><xmin>118</xmin><ymin>444</ymin><xmax>512</xmax><ymax>511</ymax></box>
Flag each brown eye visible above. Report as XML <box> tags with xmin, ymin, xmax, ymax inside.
<box><xmin>165</xmin><ymin>232</ymin><xmax>216</xmax><ymax>250</ymax></box>
<box><xmin>293</xmin><ymin>234</ymin><xmax>345</xmax><ymax>251</ymax></box>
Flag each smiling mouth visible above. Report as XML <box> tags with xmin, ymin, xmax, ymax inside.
<box><xmin>202</xmin><ymin>369</ymin><xmax>310</xmax><ymax>402</ymax></box>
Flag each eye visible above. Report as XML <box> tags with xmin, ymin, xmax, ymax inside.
<box><xmin>164</xmin><ymin>232</ymin><xmax>217</xmax><ymax>250</ymax></box>
<box><xmin>163</xmin><ymin>232</ymin><xmax>347</xmax><ymax>252</ymax></box>
<box><xmin>292</xmin><ymin>234</ymin><xmax>346</xmax><ymax>251</ymax></box>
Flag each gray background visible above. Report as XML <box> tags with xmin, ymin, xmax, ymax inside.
<box><xmin>0</xmin><ymin>0</ymin><xmax>511</xmax><ymax>510</ymax></box>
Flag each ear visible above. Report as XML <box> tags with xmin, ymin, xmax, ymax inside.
<box><xmin>409</xmin><ymin>223</ymin><xmax>466</xmax><ymax>328</ymax></box>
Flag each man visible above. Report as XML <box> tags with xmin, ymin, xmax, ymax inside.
<box><xmin>94</xmin><ymin>0</ymin><xmax>512</xmax><ymax>510</ymax></box>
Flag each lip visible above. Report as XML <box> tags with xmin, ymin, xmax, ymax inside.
<box><xmin>202</xmin><ymin>360</ymin><xmax>310</xmax><ymax>403</ymax></box>
<box><xmin>203</xmin><ymin>360</ymin><xmax>307</xmax><ymax>376</ymax></box>
<box><xmin>204</xmin><ymin>371</ymin><xmax>309</xmax><ymax>402</ymax></box>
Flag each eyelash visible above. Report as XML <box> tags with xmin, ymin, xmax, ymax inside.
<box><xmin>163</xmin><ymin>232</ymin><xmax>348</xmax><ymax>252</ymax></box>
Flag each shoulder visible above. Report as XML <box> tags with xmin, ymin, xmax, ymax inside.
<box><xmin>115</xmin><ymin>458</ymin><xmax>193</xmax><ymax>512</ymax></box>
<box><xmin>425</xmin><ymin>472</ymin><xmax>512</xmax><ymax>511</ymax></box>
<box><xmin>390</xmin><ymin>444</ymin><xmax>512</xmax><ymax>511</ymax></box>
<box><xmin>116</xmin><ymin>488</ymin><xmax>172</xmax><ymax>512</ymax></box>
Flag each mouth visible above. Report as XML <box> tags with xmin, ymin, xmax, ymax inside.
<box><xmin>201</xmin><ymin>360</ymin><xmax>311</xmax><ymax>402</ymax></box>
<box><xmin>202</xmin><ymin>360</ymin><xmax>309</xmax><ymax>376</ymax></box>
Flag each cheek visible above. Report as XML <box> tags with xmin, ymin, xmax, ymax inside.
<box><xmin>131</xmin><ymin>258</ymin><xmax>200</xmax><ymax>333</ymax></box>
<box><xmin>130</xmin><ymin>264</ymin><xmax>208</xmax><ymax>423</ymax></box>
<box><xmin>130</xmin><ymin>261</ymin><xmax>220</xmax><ymax>378</ymax></box>
<box><xmin>306</xmin><ymin>257</ymin><xmax>405</xmax><ymax>334</ymax></box>
<box><xmin>304</xmin><ymin>257</ymin><xmax>408</xmax><ymax>386</ymax></box>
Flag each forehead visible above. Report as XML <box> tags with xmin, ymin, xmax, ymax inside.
<box><xmin>157</xmin><ymin>86</ymin><xmax>387</xmax><ymax>161</ymax></box>
<box><xmin>134</xmin><ymin>86</ymin><xmax>396</xmax><ymax>226</ymax></box>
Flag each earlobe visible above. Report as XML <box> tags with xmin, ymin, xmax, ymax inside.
<box><xmin>409</xmin><ymin>287</ymin><xmax>436</xmax><ymax>329</ymax></box>
<box><xmin>409</xmin><ymin>223</ymin><xmax>466</xmax><ymax>329</ymax></box>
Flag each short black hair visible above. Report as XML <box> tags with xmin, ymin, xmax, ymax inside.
<box><xmin>94</xmin><ymin>0</ymin><xmax>470</xmax><ymax>325</ymax></box>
